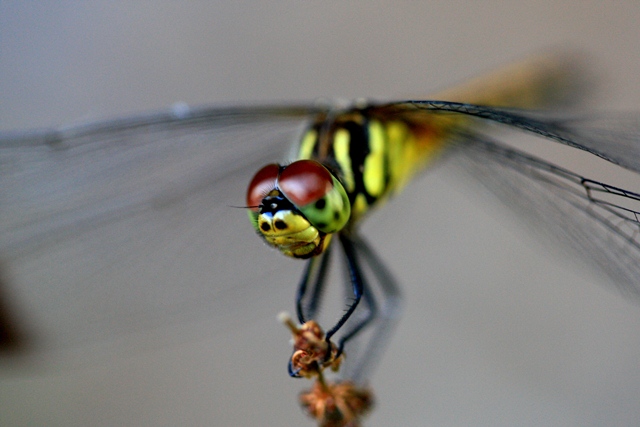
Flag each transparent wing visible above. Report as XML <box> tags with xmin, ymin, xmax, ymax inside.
<box><xmin>0</xmin><ymin>104</ymin><xmax>325</xmax><ymax>255</ymax></box>
<box><xmin>0</xmin><ymin>104</ymin><xmax>323</xmax><ymax>355</ymax></box>
<box><xmin>448</xmin><ymin>129</ymin><xmax>640</xmax><ymax>300</ymax></box>
<box><xmin>387</xmin><ymin>101</ymin><xmax>640</xmax><ymax>172</ymax></box>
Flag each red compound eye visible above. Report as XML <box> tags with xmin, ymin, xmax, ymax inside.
<box><xmin>246</xmin><ymin>163</ymin><xmax>279</xmax><ymax>210</ymax></box>
<box><xmin>279</xmin><ymin>160</ymin><xmax>333</xmax><ymax>207</ymax></box>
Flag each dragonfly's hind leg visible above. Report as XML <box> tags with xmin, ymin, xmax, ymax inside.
<box><xmin>345</xmin><ymin>234</ymin><xmax>403</xmax><ymax>383</ymax></box>
<box><xmin>327</xmin><ymin>233</ymin><xmax>403</xmax><ymax>383</ymax></box>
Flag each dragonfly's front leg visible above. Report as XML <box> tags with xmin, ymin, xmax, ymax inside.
<box><xmin>295</xmin><ymin>244</ymin><xmax>333</xmax><ymax>324</ymax></box>
<box><xmin>293</xmin><ymin>233</ymin><xmax>372</xmax><ymax>359</ymax></box>
<box><xmin>288</xmin><ymin>232</ymin><xmax>402</xmax><ymax>380</ymax></box>
<box><xmin>288</xmin><ymin>233</ymin><xmax>370</xmax><ymax>377</ymax></box>
<box><xmin>288</xmin><ymin>246</ymin><xmax>335</xmax><ymax>378</ymax></box>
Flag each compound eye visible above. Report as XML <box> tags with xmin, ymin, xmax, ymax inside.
<box><xmin>278</xmin><ymin>160</ymin><xmax>333</xmax><ymax>207</ymax></box>
<box><xmin>246</xmin><ymin>163</ymin><xmax>279</xmax><ymax>210</ymax></box>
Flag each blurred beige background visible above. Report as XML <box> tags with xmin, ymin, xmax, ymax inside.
<box><xmin>2</xmin><ymin>2</ymin><xmax>640</xmax><ymax>426</ymax></box>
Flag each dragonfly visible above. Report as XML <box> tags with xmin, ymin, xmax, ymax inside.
<box><xmin>1</xmin><ymin>54</ymin><xmax>640</xmax><ymax>425</ymax></box>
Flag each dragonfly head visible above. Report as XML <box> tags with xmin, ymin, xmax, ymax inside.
<box><xmin>246</xmin><ymin>160</ymin><xmax>351</xmax><ymax>259</ymax></box>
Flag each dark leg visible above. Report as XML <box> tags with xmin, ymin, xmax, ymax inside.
<box><xmin>295</xmin><ymin>244</ymin><xmax>333</xmax><ymax>324</ymax></box>
<box><xmin>347</xmin><ymin>235</ymin><xmax>403</xmax><ymax>383</ymax></box>
<box><xmin>325</xmin><ymin>233</ymin><xmax>369</xmax><ymax>356</ymax></box>
<box><xmin>305</xmin><ymin>243</ymin><xmax>333</xmax><ymax>320</ymax></box>
<box><xmin>289</xmin><ymin>244</ymin><xmax>334</xmax><ymax>378</ymax></box>
<box><xmin>289</xmin><ymin>233</ymin><xmax>402</xmax><ymax>381</ymax></box>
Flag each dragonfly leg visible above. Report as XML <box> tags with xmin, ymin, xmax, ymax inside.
<box><xmin>347</xmin><ymin>235</ymin><xmax>403</xmax><ymax>382</ymax></box>
<box><xmin>295</xmin><ymin>244</ymin><xmax>333</xmax><ymax>324</ymax></box>
<box><xmin>289</xmin><ymin>245</ymin><xmax>334</xmax><ymax>378</ymax></box>
<box><xmin>316</xmin><ymin>234</ymin><xmax>403</xmax><ymax>382</ymax></box>
<box><xmin>325</xmin><ymin>233</ymin><xmax>366</xmax><ymax>356</ymax></box>
<box><xmin>288</xmin><ymin>234</ymin><xmax>402</xmax><ymax>381</ymax></box>
<box><xmin>293</xmin><ymin>232</ymin><xmax>370</xmax><ymax>356</ymax></box>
